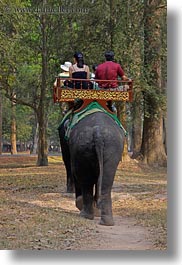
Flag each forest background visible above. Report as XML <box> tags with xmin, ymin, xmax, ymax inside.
<box><xmin>0</xmin><ymin>0</ymin><xmax>167</xmax><ymax>167</ymax></box>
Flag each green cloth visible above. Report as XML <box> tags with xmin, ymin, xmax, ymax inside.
<box><xmin>59</xmin><ymin>109</ymin><xmax>72</xmax><ymax>126</ymax></box>
<box><xmin>59</xmin><ymin>101</ymin><xmax>127</xmax><ymax>139</ymax></box>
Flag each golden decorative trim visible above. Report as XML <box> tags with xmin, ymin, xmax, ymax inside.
<box><xmin>56</xmin><ymin>88</ymin><xmax>130</xmax><ymax>101</ymax></box>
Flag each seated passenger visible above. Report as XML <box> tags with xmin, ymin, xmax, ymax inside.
<box><xmin>66</xmin><ymin>52</ymin><xmax>93</xmax><ymax>89</ymax></box>
<box><xmin>95</xmin><ymin>50</ymin><xmax>128</xmax><ymax>89</ymax></box>
<box><xmin>95</xmin><ymin>51</ymin><xmax>129</xmax><ymax>112</ymax></box>
<box><xmin>54</xmin><ymin>61</ymin><xmax>72</xmax><ymax>87</ymax></box>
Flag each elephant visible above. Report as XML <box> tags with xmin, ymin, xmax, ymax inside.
<box><xmin>59</xmin><ymin>116</ymin><xmax>75</xmax><ymax>193</ymax></box>
<box><xmin>58</xmin><ymin>108</ymin><xmax>125</xmax><ymax>226</ymax></box>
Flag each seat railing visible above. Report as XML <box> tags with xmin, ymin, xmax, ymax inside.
<box><xmin>53</xmin><ymin>78</ymin><xmax>133</xmax><ymax>103</ymax></box>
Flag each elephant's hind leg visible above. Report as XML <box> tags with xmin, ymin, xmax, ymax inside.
<box><xmin>99</xmin><ymin>193</ymin><xmax>114</xmax><ymax>226</ymax></box>
<box><xmin>80</xmin><ymin>185</ymin><xmax>94</xmax><ymax>220</ymax></box>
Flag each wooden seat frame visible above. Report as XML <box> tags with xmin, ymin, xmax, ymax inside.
<box><xmin>53</xmin><ymin>78</ymin><xmax>133</xmax><ymax>113</ymax></box>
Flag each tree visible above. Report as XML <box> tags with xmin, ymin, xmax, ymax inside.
<box><xmin>0</xmin><ymin>0</ymin><xmax>26</xmax><ymax>155</ymax></box>
<box><xmin>10</xmin><ymin>92</ymin><xmax>17</xmax><ymax>154</ymax></box>
<box><xmin>1</xmin><ymin>0</ymin><xmax>56</xmax><ymax>163</ymax></box>
<box><xmin>141</xmin><ymin>0</ymin><xmax>167</xmax><ymax>166</ymax></box>
<box><xmin>36</xmin><ymin>8</ymin><xmax>48</xmax><ymax>166</ymax></box>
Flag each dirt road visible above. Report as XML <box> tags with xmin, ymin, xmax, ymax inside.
<box><xmin>55</xmin><ymin>189</ymin><xmax>153</xmax><ymax>250</ymax></box>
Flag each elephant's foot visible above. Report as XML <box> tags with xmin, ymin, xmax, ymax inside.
<box><xmin>80</xmin><ymin>210</ymin><xmax>94</xmax><ymax>220</ymax></box>
<box><xmin>100</xmin><ymin>215</ymin><xmax>114</xmax><ymax>226</ymax></box>
<box><xmin>75</xmin><ymin>196</ymin><xmax>83</xmax><ymax>211</ymax></box>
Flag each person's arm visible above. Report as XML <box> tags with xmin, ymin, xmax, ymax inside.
<box><xmin>86</xmin><ymin>65</ymin><xmax>90</xmax><ymax>79</ymax></box>
<box><xmin>95</xmin><ymin>68</ymin><xmax>98</xmax><ymax>79</ymax></box>
<box><xmin>122</xmin><ymin>75</ymin><xmax>129</xmax><ymax>81</ymax></box>
<box><xmin>69</xmin><ymin>66</ymin><xmax>73</xmax><ymax>78</ymax></box>
<box><xmin>117</xmin><ymin>64</ymin><xmax>126</xmax><ymax>80</ymax></box>
<box><xmin>117</xmin><ymin>64</ymin><xmax>128</xmax><ymax>80</ymax></box>
<box><xmin>53</xmin><ymin>79</ymin><xmax>57</xmax><ymax>87</ymax></box>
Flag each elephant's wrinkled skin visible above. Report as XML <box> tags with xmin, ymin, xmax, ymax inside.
<box><xmin>59</xmin><ymin>111</ymin><xmax>125</xmax><ymax>226</ymax></box>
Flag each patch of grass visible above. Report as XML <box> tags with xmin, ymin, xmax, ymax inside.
<box><xmin>0</xmin><ymin>155</ymin><xmax>37</xmax><ymax>169</ymax></box>
<box><xmin>0</xmin><ymin>159</ymin><xmax>96</xmax><ymax>250</ymax></box>
<box><xmin>113</xmin><ymin>163</ymin><xmax>167</xmax><ymax>250</ymax></box>
<box><xmin>0</xmin><ymin>198</ymin><xmax>96</xmax><ymax>250</ymax></box>
<box><xmin>48</xmin><ymin>156</ymin><xmax>62</xmax><ymax>163</ymax></box>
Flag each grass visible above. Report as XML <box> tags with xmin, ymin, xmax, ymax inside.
<box><xmin>114</xmin><ymin>162</ymin><xmax>167</xmax><ymax>249</ymax></box>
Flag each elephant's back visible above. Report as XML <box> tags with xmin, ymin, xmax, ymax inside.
<box><xmin>69</xmin><ymin>112</ymin><xmax>124</xmax><ymax>149</ymax></box>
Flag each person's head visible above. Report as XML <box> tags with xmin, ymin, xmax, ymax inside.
<box><xmin>74</xmin><ymin>52</ymin><xmax>84</xmax><ymax>68</ymax></box>
<box><xmin>92</xmin><ymin>64</ymin><xmax>98</xmax><ymax>73</ymax></box>
<box><xmin>60</xmin><ymin>61</ymin><xmax>72</xmax><ymax>72</ymax></box>
<box><xmin>105</xmin><ymin>50</ymin><xmax>114</xmax><ymax>61</ymax></box>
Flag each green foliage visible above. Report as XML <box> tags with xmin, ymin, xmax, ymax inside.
<box><xmin>0</xmin><ymin>0</ymin><xmax>167</xmax><ymax>152</ymax></box>
<box><xmin>142</xmin><ymin>83</ymin><xmax>167</xmax><ymax>119</ymax></box>
<box><xmin>2</xmin><ymin>98</ymin><xmax>11</xmax><ymax>141</ymax></box>
<box><xmin>2</xmin><ymin>97</ymin><xmax>33</xmax><ymax>142</ymax></box>
<box><xmin>16</xmin><ymin>105</ymin><xmax>34</xmax><ymax>141</ymax></box>
<box><xmin>47</xmin><ymin>103</ymin><xmax>62</xmax><ymax>145</ymax></box>
<box><xmin>15</xmin><ymin>63</ymin><xmax>42</xmax><ymax>106</ymax></box>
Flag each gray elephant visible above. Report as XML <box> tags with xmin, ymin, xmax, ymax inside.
<box><xmin>58</xmin><ymin>107</ymin><xmax>125</xmax><ymax>226</ymax></box>
<box><xmin>59</xmin><ymin>116</ymin><xmax>75</xmax><ymax>193</ymax></box>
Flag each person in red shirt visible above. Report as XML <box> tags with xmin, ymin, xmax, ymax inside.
<box><xmin>95</xmin><ymin>51</ymin><xmax>128</xmax><ymax>89</ymax></box>
<box><xmin>95</xmin><ymin>51</ymin><xmax>129</xmax><ymax>113</ymax></box>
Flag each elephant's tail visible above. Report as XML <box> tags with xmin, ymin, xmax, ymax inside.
<box><xmin>96</xmin><ymin>145</ymin><xmax>103</xmax><ymax>203</ymax></box>
<box><xmin>94</xmin><ymin>128</ymin><xmax>104</xmax><ymax>205</ymax></box>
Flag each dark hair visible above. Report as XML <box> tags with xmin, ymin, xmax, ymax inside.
<box><xmin>92</xmin><ymin>64</ymin><xmax>98</xmax><ymax>72</ymax></box>
<box><xmin>74</xmin><ymin>52</ymin><xmax>84</xmax><ymax>68</ymax></box>
<box><xmin>105</xmin><ymin>50</ymin><xmax>114</xmax><ymax>61</ymax></box>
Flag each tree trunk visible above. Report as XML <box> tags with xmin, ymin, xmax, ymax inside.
<box><xmin>131</xmin><ymin>116</ymin><xmax>142</xmax><ymax>157</ymax></box>
<box><xmin>141</xmin><ymin>0</ymin><xmax>167</xmax><ymax>166</ymax></box>
<box><xmin>141</xmin><ymin>115</ymin><xmax>166</xmax><ymax>166</ymax></box>
<box><xmin>31</xmin><ymin>121</ymin><xmax>39</xmax><ymax>154</ymax></box>
<box><xmin>11</xmin><ymin>93</ymin><xmax>17</xmax><ymax>155</ymax></box>
<box><xmin>117</xmin><ymin>102</ymin><xmax>131</xmax><ymax>161</ymax></box>
<box><xmin>109</xmin><ymin>0</ymin><xmax>114</xmax><ymax>50</ymax></box>
<box><xmin>37</xmin><ymin>111</ymin><xmax>48</xmax><ymax>166</ymax></box>
<box><xmin>36</xmin><ymin>10</ymin><xmax>48</xmax><ymax>166</ymax></box>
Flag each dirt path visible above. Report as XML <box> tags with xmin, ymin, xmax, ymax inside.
<box><xmin>52</xmin><ymin>189</ymin><xmax>153</xmax><ymax>250</ymax></box>
<box><xmin>93</xmin><ymin>217</ymin><xmax>152</xmax><ymax>250</ymax></box>
<box><xmin>80</xmin><ymin>216</ymin><xmax>153</xmax><ymax>250</ymax></box>
<box><xmin>11</xmin><ymin>188</ymin><xmax>153</xmax><ymax>250</ymax></box>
